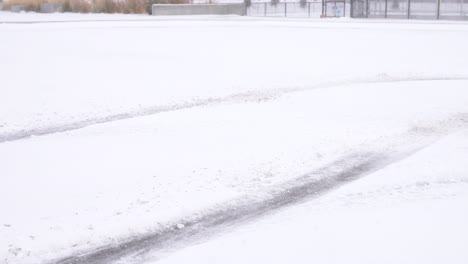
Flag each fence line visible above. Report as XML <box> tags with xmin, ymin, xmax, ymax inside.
<box><xmin>351</xmin><ymin>0</ymin><xmax>468</xmax><ymax>19</ymax></box>
<box><xmin>245</xmin><ymin>0</ymin><xmax>467</xmax><ymax>19</ymax></box>
<box><xmin>247</xmin><ymin>1</ymin><xmax>351</xmax><ymax>18</ymax></box>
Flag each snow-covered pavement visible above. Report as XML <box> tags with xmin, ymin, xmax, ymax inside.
<box><xmin>155</xmin><ymin>129</ymin><xmax>468</xmax><ymax>264</ymax></box>
<box><xmin>1</xmin><ymin>13</ymin><xmax>468</xmax><ymax>141</ymax></box>
<box><xmin>1</xmin><ymin>13</ymin><xmax>468</xmax><ymax>264</ymax></box>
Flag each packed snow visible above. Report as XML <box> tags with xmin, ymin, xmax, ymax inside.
<box><xmin>0</xmin><ymin>13</ymin><xmax>468</xmax><ymax>264</ymax></box>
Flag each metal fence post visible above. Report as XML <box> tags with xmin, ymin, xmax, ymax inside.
<box><xmin>264</xmin><ymin>2</ymin><xmax>267</xmax><ymax>16</ymax></box>
<box><xmin>366</xmin><ymin>0</ymin><xmax>369</xmax><ymax>17</ymax></box>
<box><xmin>407</xmin><ymin>0</ymin><xmax>411</xmax><ymax>18</ymax></box>
<box><xmin>285</xmin><ymin>2</ymin><xmax>287</xmax><ymax>17</ymax></box>
<box><xmin>322</xmin><ymin>0</ymin><xmax>325</xmax><ymax>17</ymax></box>
<box><xmin>384</xmin><ymin>0</ymin><xmax>388</xmax><ymax>18</ymax></box>
<box><xmin>308</xmin><ymin>2</ymin><xmax>311</xmax><ymax>17</ymax></box>
<box><xmin>344</xmin><ymin>0</ymin><xmax>347</xmax><ymax>16</ymax></box>
<box><xmin>436</xmin><ymin>0</ymin><xmax>441</xmax><ymax>19</ymax></box>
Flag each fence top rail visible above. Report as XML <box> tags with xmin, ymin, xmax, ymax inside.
<box><xmin>250</xmin><ymin>1</ymin><xmax>324</xmax><ymax>3</ymax></box>
<box><xmin>248</xmin><ymin>1</ymin><xmax>349</xmax><ymax>4</ymax></box>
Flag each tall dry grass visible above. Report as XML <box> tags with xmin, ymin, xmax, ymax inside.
<box><xmin>2</xmin><ymin>0</ymin><xmax>44</xmax><ymax>11</ymax></box>
<box><xmin>2</xmin><ymin>0</ymin><xmax>190</xmax><ymax>13</ymax></box>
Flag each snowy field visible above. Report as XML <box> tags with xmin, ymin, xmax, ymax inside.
<box><xmin>1</xmin><ymin>12</ymin><xmax>468</xmax><ymax>264</ymax></box>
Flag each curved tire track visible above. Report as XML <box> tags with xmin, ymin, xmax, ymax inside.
<box><xmin>46</xmin><ymin>113</ymin><xmax>468</xmax><ymax>264</ymax></box>
<box><xmin>1</xmin><ymin>75</ymin><xmax>467</xmax><ymax>144</ymax></box>
<box><xmin>49</xmin><ymin>152</ymin><xmax>387</xmax><ymax>264</ymax></box>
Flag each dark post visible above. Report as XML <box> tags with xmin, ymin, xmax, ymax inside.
<box><xmin>384</xmin><ymin>0</ymin><xmax>388</xmax><ymax>18</ymax></box>
<box><xmin>436</xmin><ymin>0</ymin><xmax>441</xmax><ymax>19</ymax></box>
<box><xmin>322</xmin><ymin>0</ymin><xmax>325</xmax><ymax>17</ymax></box>
<box><xmin>264</xmin><ymin>2</ymin><xmax>267</xmax><ymax>16</ymax></box>
<box><xmin>366</xmin><ymin>0</ymin><xmax>369</xmax><ymax>17</ymax></box>
<box><xmin>407</xmin><ymin>0</ymin><xmax>411</xmax><ymax>18</ymax></box>
<box><xmin>308</xmin><ymin>2</ymin><xmax>311</xmax><ymax>17</ymax></box>
<box><xmin>344</xmin><ymin>0</ymin><xmax>347</xmax><ymax>16</ymax></box>
<box><xmin>285</xmin><ymin>2</ymin><xmax>287</xmax><ymax>16</ymax></box>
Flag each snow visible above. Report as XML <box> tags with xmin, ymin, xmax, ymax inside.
<box><xmin>1</xmin><ymin>14</ymin><xmax>468</xmax><ymax>141</ymax></box>
<box><xmin>154</xmin><ymin>130</ymin><xmax>468</xmax><ymax>264</ymax></box>
<box><xmin>0</xmin><ymin>13</ymin><xmax>468</xmax><ymax>264</ymax></box>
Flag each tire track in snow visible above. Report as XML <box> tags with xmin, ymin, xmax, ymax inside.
<box><xmin>43</xmin><ymin>113</ymin><xmax>468</xmax><ymax>264</ymax></box>
<box><xmin>48</xmin><ymin>152</ymin><xmax>388</xmax><ymax>264</ymax></box>
<box><xmin>1</xmin><ymin>75</ymin><xmax>467</xmax><ymax>144</ymax></box>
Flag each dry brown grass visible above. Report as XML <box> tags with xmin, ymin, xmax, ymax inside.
<box><xmin>2</xmin><ymin>0</ymin><xmax>189</xmax><ymax>13</ymax></box>
<box><xmin>62</xmin><ymin>0</ymin><xmax>93</xmax><ymax>13</ymax></box>
<box><xmin>2</xmin><ymin>0</ymin><xmax>43</xmax><ymax>11</ymax></box>
<box><xmin>3</xmin><ymin>0</ymin><xmax>90</xmax><ymax>12</ymax></box>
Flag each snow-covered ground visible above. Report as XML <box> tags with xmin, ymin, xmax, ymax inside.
<box><xmin>1</xmin><ymin>13</ymin><xmax>468</xmax><ymax>141</ymax></box>
<box><xmin>1</xmin><ymin>13</ymin><xmax>468</xmax><ymax>264</ymax></box>
<box><xmin>155</xmin><ymin>130</ymin><xmax>468</xmax><ymax>264</ymax></box>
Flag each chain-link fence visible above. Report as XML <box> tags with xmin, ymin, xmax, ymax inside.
<box><xmin>247</xmin><ymin>1</ymin><xmax>351</xmax><ymax>17</ymax></box>
<box><xmin>351</xmin><ymin>0</ymin><xmax>468</xmax><ymax>19</ymax></box>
